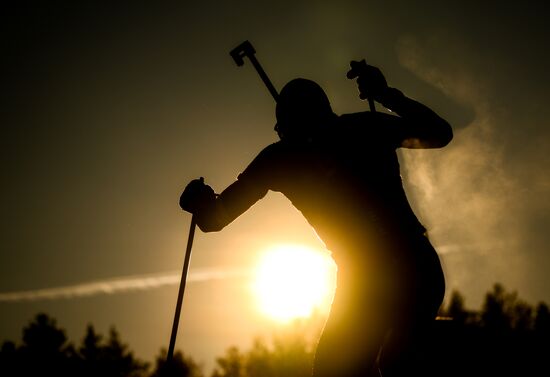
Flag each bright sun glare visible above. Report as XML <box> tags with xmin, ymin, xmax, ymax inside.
<box><xmin>254</xmin><ymin>244</ymin><xmax>336</xmax><ymax>323</ymax></box>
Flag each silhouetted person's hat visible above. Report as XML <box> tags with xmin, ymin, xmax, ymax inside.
<box><xmin>275</xmin><ymin>78</ymin><xmax>335</xmax><ymax>139</ymax></box>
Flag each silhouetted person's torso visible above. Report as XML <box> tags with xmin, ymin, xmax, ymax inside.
<box><xmin>235</xmin><ymin>111</ymin><xmax>425</xmax><ymax>263</ymax></box>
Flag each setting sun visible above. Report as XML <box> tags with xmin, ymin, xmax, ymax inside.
<box><xmin>253</xmin><ymin>244</ymin><xmax>337</xmax><ymax>322</ymax></box>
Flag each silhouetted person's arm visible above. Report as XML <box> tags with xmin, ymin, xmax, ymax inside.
<box><xmin>180</xmin><ymin>148</ymin><xmax>273</xmax><ymax>232</ymax></box>
<box><xmin>351</xmin><ymin>63</ymin><xmax>453</xmax><ymax>149</ymax></box>
<box><xmin>194</xmin><ymin>178</ymin><xmax>267</xmax><ymax>232</ymax></box>
<box><xmin>378</xmin><ymin>87</ymin><xmax>453</xmax><ymax>149</ymax></box>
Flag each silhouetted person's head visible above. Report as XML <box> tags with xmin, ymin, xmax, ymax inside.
<box><xmin>275</xmin><ymin>78</ymin><xmax>335</xmax><ymax>140</ymax></box>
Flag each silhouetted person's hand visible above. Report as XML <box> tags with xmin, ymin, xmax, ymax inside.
<box><xmin>347</xmin><ymin>61</ymin><xmax>388</xmax><ymax>102</ymax></box>
<box><xmin>179</xmin><ymin>178</ymin><xmax>216</xmax><ymax>215</ymax></box>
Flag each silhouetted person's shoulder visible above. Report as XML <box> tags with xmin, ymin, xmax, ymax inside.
<box><xmin>339</xmin><ymin>93</ymin><xmax>453</xmax><ymax>150</ymax></box>
<box><xmin>243</xmin><ymin>110</ymin><xmax>405</xmax><ymax>175</ymax></box>
<box><xmin>337</xmin><ymin>111</ymin><xmax>406</xmax><ymax>148</ymax></box>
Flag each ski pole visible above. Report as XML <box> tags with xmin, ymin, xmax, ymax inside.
<box><xmin>230</xmin><ymin>40</ymin><xmax>279</xmax><ymax>101</ymax></box>
<box><xmin>166</xmin><ymin>178</ymin><xmax>202</xmax><ymax>364</ymax></box>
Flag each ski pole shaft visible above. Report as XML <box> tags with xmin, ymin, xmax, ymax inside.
<box><xmin>166</xmin><ymin>213</ymin><xmax>197</xmax><ymax>363</ymax></box>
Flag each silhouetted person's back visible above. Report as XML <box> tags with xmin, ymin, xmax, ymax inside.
<box><xmin>180</xmin><ymin>66</ymin><xmax>452</xmax><ymax>376</ymax></box>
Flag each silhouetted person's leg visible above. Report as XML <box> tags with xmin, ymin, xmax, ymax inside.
<box><xmin>313</xmin><ymin>318</ymin><xmax>383</xmax><ymax>377</ymax></box>
<box><xmin>379</xmin><ymin>236</ymin><xmax>445</xmax><ymax>376</ymax></box>
<box><xmin>313</xmin><ymin>249</ymin><xmax>397</xmax><ymax>377</ymax></box>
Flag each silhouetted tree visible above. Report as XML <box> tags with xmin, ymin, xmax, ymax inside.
<box><xmin>17</xmin><ymin>313</ymin><xmax>74</xmax><ymax>376</ymax></box>
<box><xmin>150</xmin><ymin>348</ymin><xmax>203</xmax><ymax>377</ymax></box>
<box><xmin>103</xmin><ymin>327</ymin><xmax>149</xmax><ymax>377</ymax></box>
<box><xmin>271</xmin><ymin>333</ymin><xmax>312</xmax><ymax>377</ymax></box>
<box><xmin>76</xmin><ymin>324</ymin><xmax>148</xmax><ymax>377</ymax></box>
<box><xmin>0</xmin><ymin>313</ymin><xmax>150</xmax><ymax>377</ymax></box>
<box><xmin>79</xmin><ymin>324</ymin><xmax>103</xmax><ymax>375</ymax></box>
<box><xmin>535</xmin><ymin>302</ymin><xmax>550</xmax><ymax>334</ymax></box>
<box><xmin>212</xmin><ymin>331</ymin><xmax>313</xmax><ymax>377</ymax></box>
<box><xmin>511</xmin><ymin>299</ymin><xmax>533</xmax><ymax>331</ymax></box>
<box><xmin>480</xmin><ymin>283</ymin><xmax>538</xmax><ymax>332</ymax></box>
<box><xmin>443</xmin><ymin>290</ymin><xmax>469</xmax><ymax>324</ymax></box>
<box><xmin>21</xmin><ymin>313</ymin><xmax>68</xmax><ymax>352</ymax></box>
<box><xmin>2</xmin><ymin>290</ymin><xmax>550</xmax><ymax>377</ymax></box>
<box><xmin>244</xmin><ymin>339</ymin><xmax>273</xmax><ymax>377</ymax></box>
<box><xmin>212</xmin><ymin>346</ymin><xmax>244</xmax><ymax>377</ymax></box>
<box><xmin>0</xmin><ymin>341</ymin><xmax>18</xmax><ymax>376</ymax></box>
<box><xmin>428</xmin><ymin>283</ymin><xmax>550</xmax><ymax>376</ymax></box>
<box><xmin>481</xmin><ymin>283</ymin><xmax>515</xmax><ymax>330</ymax></box>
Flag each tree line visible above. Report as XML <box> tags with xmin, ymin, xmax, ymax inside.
<box><xmin>1</xmin><ymin>283</ymin><xmax>549</xmax><ymax>377</ymax></box>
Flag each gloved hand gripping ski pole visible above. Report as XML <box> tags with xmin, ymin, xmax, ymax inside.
<box><xmin>347</xmin><ymin>59</ymin><xmax>377</xmax><ymax>113</ymax></box>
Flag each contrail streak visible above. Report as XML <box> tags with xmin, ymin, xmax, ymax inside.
<box><xmin>0</xmin><ymin>267</ymin><xmax>251</xmax><ymax>303</ymax></box>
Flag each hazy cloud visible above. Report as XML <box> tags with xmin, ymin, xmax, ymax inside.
<box><xmin>0</xmin><ymin>267</ymin><xmax>251</xmax><ymax>302</ymax></box>
<box><xmin>395</xmin><ymin>33</ymin><xmax>550</xmax><ymax>304</ymax></box>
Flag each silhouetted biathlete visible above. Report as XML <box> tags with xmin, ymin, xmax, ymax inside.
<box><xmin>180</xmin><ymin>62</ymin><xmax>452</xmax><ymax>377</ymax></box>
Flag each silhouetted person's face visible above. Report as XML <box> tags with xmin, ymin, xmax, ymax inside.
<box><xmin>275</xmin><ymin>78</ymin><xmax>334</xmax><ymax>140</ymax></box>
